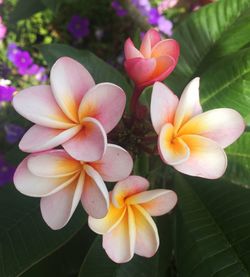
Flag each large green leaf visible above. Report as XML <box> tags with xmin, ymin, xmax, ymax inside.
<box><xmin>38</xmin><ymin>44</ymin><xmax>132</xmax><ymax>101</ymax></box>
<box><xmin>175</xmin><ymin>174</ymin><xmax>250</xmax><ymax>277</ymax></box>
<box><xmin>200</xmin><ymin>49</ymin><xmax>250</xmax><ymax>120</ymax></box>
<box><xmin>9</xmin><ymin>0</ymin><xmax>46</xmax><ymax>23</ymax></box>
<box><xmin>168</xmin><ymin>0</ymin><xmax>250</xmax><ymax>93</ymax></box>
<box><xmin>224</xmin><ymin>132</ymin><xmax>250</xmax><ymax>187</ymax></box>
<box><xmin>79</xmin><ymin>214</ymin><xmax>174</xmax><ymax>277</ymax></box>
<box><xmin>0</xmin><ymin>184</ymin><xmax>86</xmax><ymax>277</ymax></box>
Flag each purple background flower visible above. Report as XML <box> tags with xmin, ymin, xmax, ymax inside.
<box><xmin>0</xmin><ymin>155</ymin><xmax>15</xmax><ymax>187</ymax></box>
<box><xmin>111</xmin><ymin>0</ymin><xmax>127</xmax><ymax>17</ymax></box>
<box><xmin>4</xmin><ymin>123</ymin><xmax>25</xmax><ymax>144</ymax></box>
<box><xmin>0</xmin><ymin>85</ymin><xmax>16</xmax><ymax>102</ymax></box>
<box><xmin>67</xmin><ymin>15</ymin><xmax>90</xmax><ymax>39</ymax></box>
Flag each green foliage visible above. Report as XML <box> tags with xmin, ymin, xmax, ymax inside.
<box><xmin>0</xmin><ymin>185</ymin><xmax>86</xmax><ymax>277</ymax></box>
<box><xmin>175</xmin><ymin>174</ymin><xmax>250</xmax><ymax>276</ymax></box>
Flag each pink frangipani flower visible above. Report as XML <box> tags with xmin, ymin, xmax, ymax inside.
<box><xmin>89</xmin><ymin>175</ymin><xmax>177</xmax><ymax>263</ymax></box>
<box><xmin>14</xmin><ymin>144</ymin><xmax>133</xmax><ymax>230</ymax></box>
<box><xmin>13</xmin><ymin>57</ymin><xmax>126</xmax><ymax>161</ymax></box>
<box><xmin>150</xmin><ymin>78</ymin><xmax>245</xmax><ymax>179</ymax></box>
<box><xmin>124</xmin><ymin>29</ymin><xmax>179</xmax><ymax>88</ymax></box>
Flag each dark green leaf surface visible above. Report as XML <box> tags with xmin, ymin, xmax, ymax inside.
<box><xmin>175</xmin><ymin>174</ymin><xmax>250</xmax><ymax>277</ymax></box>
<box><xmin>167</xmin><ymin>0</ymin><xmax>250</xmax><ymax>93</ymax></box>
<box><xmin>9</xmin><ymin>0</ymin><xmax>46</xmax><ymax>23</ymax></box>
<box><xmin>0</xmin><ymin>185</ymin><xmax>86</xmax><ymax>277</ymax></box>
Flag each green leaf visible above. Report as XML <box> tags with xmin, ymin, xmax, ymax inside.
<box><xmin>0</xmin><ymin>184</ymin><xmax>86</xmax><ymax>277</ymax></box>
<box><xmin>41</xmin><ymin>0</ymin><xmax>61</xmax><ymax>12</ymax></box>
<box><xmin>9</xmin><ymin>0</ymin><xmax>46</xmax><ymax>23</ymax></box>
<box><xmin>200</xmin><ymin>49</ymin><xmax>250</xmax><ymax>120</ymax></box>
<box><xmin>168</xmin><ymin>0</ymin><xmax>250</xmax><ymax>93</ymax></box>
<box><xmin>224</xmin><ymin>132</ymin><xmax>250</xmax><ymax>187</ymax></box>
<box><xmin>79</xmin><ymin>215</ymin><xmax>174</xmax><ymax>277</ymax></box>
<box><xmin>175</xmin><ymin>174</ymin><xmax>250</xmax><ymax>276</ymax></box>
<box><xmin>38</xmin><ymin>44</ymin><xmax>132</xmax><ymax>103</ymax></box>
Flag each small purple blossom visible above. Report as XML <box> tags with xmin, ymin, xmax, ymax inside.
<box><xmin>0</xmin><ymin>80</ymin><xmax>16</xmax><ymax>102</ymax></box>
<box><xmin>148</xmin><ymin>8</ymin><xmax>160</xmax><ymax>25</ymax></box>
<box><xmin>35</xmin><ymin>66</ymin><xmax>48</xmax><ymax>83</ymax></box>
<box><xmin>111</xmin><ymin>0</ymin><xmax>127</xmax><ymax>17</ymax></box>
<box><xmin>157</xmin><ymin>16</ymin><xmax>173</xmax><ymax>36</ymax></box>
<box><xmin>0</xmin><ymin>155</ymin><xmax>15</xmax><ymax>187</ymax></box>
<box><xmin>13</xmin><ymin>51</ymin><xmax>33</xmax><ymax>71</ymax></box>
<box><xmin>7</xmin><ymin>43</ymin><xmax>20</xmax><ymax>62</ymax></box>
<box><xmin>0</xmin><ymin>17</ymin><xmax>7</xmax><ymax>40</ymax></box>
<box><xmin>4</xmin><ymin>123</ymin><xmax>25</xmax><ymax>144</ymax></box>
<box><xmin>67</xmin><ymin>15</ymin><xmax>90</xmax><ymax>39</ymax></box>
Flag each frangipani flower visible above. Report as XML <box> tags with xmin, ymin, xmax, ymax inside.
<box><xmin>13</xmin><ymin>57</ymin><xmax>126</xmax><ymax>161</ymax></box>
<box><xmin>150</xmin><ymin>78</ymin><xmax>245</xmax><ymax>179</ymax></box>
<box><xmin>124</xmin><ymin>29</ymin><xmax>179</xmax><ymax>88</ymax></box>
<box><xmin>89</xmin><ymin>175</ymin><xmax>177</xmax><ymax>263</ymax></box>
<box><xmin>14</xmin><ymin>144</ymin><xmax>133</xmax><ymax>230</ymax></box>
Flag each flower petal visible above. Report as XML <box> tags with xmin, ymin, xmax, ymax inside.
<box><xmin>88</xmin><ymin>202</ymin><xmax>126</xmax><ymax>234</ymax></box>
<box><xmin>158</xmin><ymin>123</ymin><xmax>190</xmax><ymax>165</ymax></box>
<box><xmin>40</xmin><ymin>172</ymin><xmax>84</xmax><ymax>230</ymax></box>
<box><xmin>63</xmin><ymin>117</ymin><xmax>107</xmax><ymax>161</ymax></box>
<box><xmin>112</xmin><ymin>176</ymin><xmax>149</xmax><ymax>208</ymax></box>
<box><xmin>151</xmin><ymin>82</ymin><xmax>179</xmax><ymax>134</ymax></box>
<box><xmin>78</xmin><ymin>83</ymin><xmax>126</xmax><ymax>133</ymax></box>
<box><xmin>91</xmin><ymin>144</ymin><xmax>133</xmax><ymax>182</ymax></box>
<box><xmin>50</xmin><ymin>57</ymin><xmax>95</xmax><ymax>122</ymax></box>
<box><xmin>140</xmin><ymin>29</ymin><xmax>161</xmax><ymax>58</ymax></box>
<box><xmin>127</xmin><ymin>189</ymin><xmax>177</xmax><ymax>216</ymax></box>
<box><xmin>124</xmin><ymin>38</ymin><xmax>143</xmax><ymax>59</ymax></box>
<box><xmin>27</xmin><ymin>149</ymin><xmax>81</xmax><ymax>178</ymax></box>
<box><xmin>14</xmin><ymin>155</ymin><xmax>79</xmax><ymax>197</ymax></box>
<box><xmin>81</xmin><ymin>165</ymin><xmax>109</xmax><ymax>218</ymax></box>
<box><xmin>12</xmin><ymin>85</ymin><xmax>74</xmax><ymax>129</ymax></box>
<box><xmin>175</xmin><ymin>134</ymin><xmax>227</xmax><ymax>179</ymax></box>
<box><xmin>178</xmin><ymin>108</ymin><xmax>245</xmax><ymax>148</ymax></box>
<box><xmin>19</xmin><ymin>124</ymin><xmax>81</xmax><ymax>153</ymax></box>
<box><xmin>103</xmin><ymin>207</ymin><xmax>136</xmax><ymax>263</ymax></box>
<box><xmin>132</xmin><ymin>205</ymin><xmax>159</xmax><ymax>258</ymax></box>
<box><xmin>174</xmin><ymin>77</ymin><xmax>202</xmax><ymax>132</ymax></box>
<box><xmin>151</xmin><ymin>39</ymin><xmax>180</xmax><ymax>63</ymax></box>
<box><xmin>151</xmin><ymin>55</ymin><xmax>175</xmax><ymax>82</ymax></box>
<box><xmin>124</xmin><ymin>58</ymin><xmax>156</xmax><ymax>87</ymax></box>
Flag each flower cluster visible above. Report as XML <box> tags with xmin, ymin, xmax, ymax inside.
<box><xmin>7</xmin><ymin>43</ymin><xmax>47</xmax><ymax>81</ymax></box>
<box><xmin>13</xmin><ymin>29</ymin><xmax>245</xmax><ymax>264</ymax></box>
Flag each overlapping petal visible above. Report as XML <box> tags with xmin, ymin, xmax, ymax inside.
<box><xmin>91</xmin><ymin>144</ymin><xmax>133</xmax><ymax>182</ymax></box>
<box><xmin>27</xmin><ymin>150</ymin><xmax>81</xmax><ymax>178</ymax></box>
<box><xmin>158</xmin><ymin>123</ymin><xmax>190</xmax><ymax>165</ymax></box>
<box><xmin>178</xmin><ymin>108</ymin><xmax>245</xmax><ymax>148</ymax></box>
<box><xmin>78</xmin><ymin>83</ymin><xmax>126</xmax><ymax>133</ymax></box>
<box><xmin>63</xmin><ymin>117</ymin><xmax>107</xmax><ymax>161</ymax></box>
<box><xmin>19</xmin><ymin>125</ymin><xmax>81</xmax><ymax>153</ymax></box>
<box><xmin>112</xmin><ymin>176</ymin><xmax>149</xmax><ymax>208</ymax></box>
<box><xmin>103</xmin><ymin>207</ymin><xmax>136</xmax><ymax>263</ymax></box>
<box><xmin>175</xmin><ymin>134</ymin><xmax>227</xmax><ymax>179</ymax></box>
<box><xmin>50</xmin><ymin>57</ymin><xmax>95</xmax><ymax>122</ymax></box>
<box><xmin>151</xmin><ymin>39</ymin><xmax>180</xmax><ymax>63</ymax></box>
<box><xmin>174</xmin><ymin>77</ymin><xmax>202</xmax><ymax>131</ymax></box>
<box><xmin>132</xmin><ymin>205</ymin><xmax>159</xmax><ymax>257</ymax></box>
<box><xmin>124</xmin><ymin>38</ymin><xmax>143</xmax><ymax>59</ymax></box>
<box><xmin>151</xmin><ymin>82</ymin><xmax>179</xmax><ymax>133</ymax></box>
<box><xmin>40</xmin><ymin>172</ymin><xmax>84</xmax><ymax>230</ymax></box>
<box><xmin>12</xmin><ymin>85</ymin><xmax>74</xmax><ymax>129</ymax></box>
<box><xmin>14</xmin><ymin>156</ymin><xmax>79</xmax><ymax>197</ymax></box>
<box><xmin>81</xmin><ymin>165</ymin><xmax>109</xmax><ymax>218</ymax></box>
<box><xmin>127</xmin><ymin>189</ymin><xmax>178</xmax><ymax>216</ymax></box>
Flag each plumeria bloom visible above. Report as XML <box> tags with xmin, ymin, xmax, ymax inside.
<box><xmin>14</xmin><ymin>144</ymin><xmax>133</xmax><ymax>230</ymax></box>
<box><xmin>13</xmin><ymin>57</ymin><xmax>126</xmax><ymax>161</ymax></box>
<box><xmin>150</xmin><ymin>78</ymin><xmax>245</xmax><ymax>179</ymax></box>
<box><xmin>124</xmin><ymin>29</ymin><xmax>179</xmax><ymax>88</ymax></box>
<box><xmin>89</xmin><ymin>175</ymin><xmax>177</xmax><ymax>263</ymax></box>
